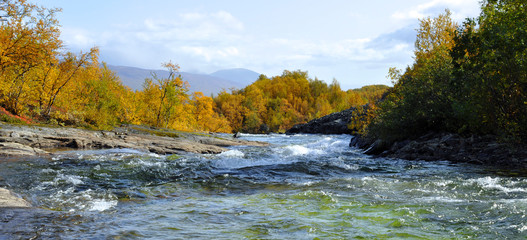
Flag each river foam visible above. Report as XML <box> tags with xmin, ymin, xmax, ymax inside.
<box><xmin>467</xmin><ymin>176</ymin><xmax>527</xmax><ymax>193</ymax></box>
<box><xmin>3</xmin><ymin>133</ymin><xmax>527</xmax><ymax>239</ymax></box>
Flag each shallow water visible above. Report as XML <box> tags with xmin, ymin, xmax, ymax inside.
<box><xmin>1</xmin><ymin>134</ymin><xmax>527</xmax><ymax>239</ymax></box>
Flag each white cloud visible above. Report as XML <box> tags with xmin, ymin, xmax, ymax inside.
<box><xmin>392</xmin><ymin>0</ymin><xmax>480</xmax><ymax>21</ymax></box>
<box><xmin>180</xmin><ymin>46</ymin><xmax>240</xmax><ymax>62</ymax></box>
<box><xmin>49</xmin><ymin>0</ymin><xmax>493</xmax><ymax>90</ymax></box>
<box><xmin>60</xmin><ymin>8</ymin><xmax>415</xmax><ymax>87</ymax></box>
<box><xmin>212</xmin><ymin>11</ymin><xmax>244</xmax><ymax>31</ymax></box>
<box><xmin>264</xmin><ymin>37</ymin><xmax>402</xmax><ymax>63</ymax></box>
<box><xmin>139</xmin><ymin>11</ymin><xmax>243</xmax><ymax>42</ymax></box>
<box><xmin>60</xmin><ymin>10</ymin><xmax>246</xmax><ymax>68</ymax></box>
<box><xmin>61</xmin><ymin>27</ymin><xmax>97</xmax><ymax>49</ymax></box>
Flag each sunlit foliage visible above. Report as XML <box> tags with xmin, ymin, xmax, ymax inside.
<box><xmin>214</xmin><ymin>70</ymin><xmax>388</xmax><ymax>133</ymax></box>
<box><xmin>0</xmin><ymin>0</ymin><xmax>388</xmax><ymax>134</ymax></box>
<box><xmin>0</xmin><ymin>0</ymin><xmax>234</xmax><ymax>133</ymax></box>
<box><xmin>364</xmin><ymin>1</ymin><xmax>527</xmax><ymax>143</ymax></box>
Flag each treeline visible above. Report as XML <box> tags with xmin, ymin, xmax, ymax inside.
<box><xmin>0</xmin><ymin>0</ymin><xmax>387</xmax><ymax>133</ymax></box>
<box><xmin>0</xmin><ymin>1</ymin><xmax>229</xmax><ymax>132</ymax></box>
<box><xmin>215</xmin><ymin>71</ymin><xmax>388</xmax><ymax>133</ymax></box>
<box><xmin>357</xmin><ymin>0</ymin><xmax>526</xmax><ymax>144</ymax></box>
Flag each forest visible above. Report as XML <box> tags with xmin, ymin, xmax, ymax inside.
<box><xmin>0</xmin><ymin>0</ymin><xmax>386</xmax><ymax>133</ymax></box>
<box><xmin>355</xmin><ymin>0</ymin><xmax>526</xmax><ymax>144</ymax></box>
<box><xmin>2</xmin><ymin>0</ymin><xmax>524</xmax><ymax>143</ymax></box>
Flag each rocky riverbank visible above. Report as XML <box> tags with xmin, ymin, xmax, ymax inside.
<box><xmin>0</xmin><ymin>123</ymin><xmax>268</xmax><ymax>157</ymax></box>
<box><xmin>350</xmin><ymin>132</ymin><xmax>527</xmax><ymax>169</ymax></box>
<box><xmin>283</xmin><ymin>107</ymin><xmax>527</xmax><ymax>169</ymax></box>
<box><xmin>286</xmin><ymin>107</ymin><xmax>355</xmax><ymax>135</ymax></box>
<box><xmin>0</xmin><ymin>123</ymin><xmax>268</xmax><ymax>207</ymax></box>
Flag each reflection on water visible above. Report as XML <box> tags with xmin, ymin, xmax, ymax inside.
<box><xmin>1</xmin><ymin>134</ymin><xmax>527</xmax><ymax>239</ymax></box>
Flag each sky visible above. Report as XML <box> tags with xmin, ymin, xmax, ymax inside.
<box><xmin>36</xmin><ymin>0</ymin><xmax>481</xmax><ymax>90</ymax></box>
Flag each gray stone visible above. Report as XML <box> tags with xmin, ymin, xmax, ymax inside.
<box><xmin>0</xmin><ymin>142</ymin><xmax>49</xmax><ymax>156</ymax></box>
<box><xmin>0</xmin><ymin>188</ymin><xmax>31</xmax><ymax>208</ymax></box>
<box><xmin>286</xmin><ymin>107</ymin><xmax>356</xmax><ymax>135</ymax></box>
<box><xmin>0</xmin><ymin>123</ymin><xmax>269</xmax><ymax>156</ymax></box>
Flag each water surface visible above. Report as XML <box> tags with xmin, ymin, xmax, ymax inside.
<box><xmin>1</xmin><ymin>134</ymin><xmax>527</xmax><ymax>239</ymax></box>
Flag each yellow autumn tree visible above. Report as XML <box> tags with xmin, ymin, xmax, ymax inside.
<box><xmin>39</xmin><ymin>48</ymin><xmax>99</xmax><ymax>119</ymax></box>
<box><xmin>191</xmin><ymin>92</ymin><xmax>231</xmax><ymax>132</ymax></box>
<box><xmin>136</xmin><ymin>62</ymin><xmax>188</xmax><ymax>128</ymax></box>
<box><xmin>0</xmin><ymin>0</ymin><xmax>62</xmax><ymax>116</ymax></box>
<box><xmin>215</xmin><ymin>90</ymin><xmax>247</xmax><ymax>132</ymax></box>
<box><xmin>214</xmin><ymin>70</ymin><xmax>388</xmax><ymax>133</ymax></box>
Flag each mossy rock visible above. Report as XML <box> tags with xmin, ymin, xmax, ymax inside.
<box><xmin>166</xmin><ymin>154</ymin><xmax>182</xmax><ymax>161</ymax></box>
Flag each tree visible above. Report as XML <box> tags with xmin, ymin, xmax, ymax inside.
<box><xmin>367</xmin><ymin>10</ymin><xmax>458</xmax><ymax>141</ymax></box>
<box><xmin>365</xmin><ymin>2</ymin><xmax>527</xmax><ymax>144</ymax></box>
<box><xmin>213</xmin><ymin>70</ymin><xmax>387</xmax><ymax>133</ymax></box>
<box><xmin>451</xmin><ymin>0</ymin><xmax>527</xmax><ymax>141</ymax></box>
<box><xmin>0</xmin><ymin>0</ymin><xmax>62</xmax><ymax>115</ymax></box>
<box><xmin>39</xmin><ymin>48</ymin><xmax>99</xmax><ymax>118</ymax></box>
<box><xmin>75</xmin><ymin>63</ymin><xmax>131</xmax><ymax>129</ymax></box>
<box><xmin>192</xmin><ymin>92</ymin><xmax>231</xmax><ymax>132</ymax></box>
<box><xmin>215</xmin><ymin>90</ymin><xmax>247</xmax><ymax>132</ymax></box>
<box><xmin>137</xmin><ymin>62</ymin><xmax>188</xmax><ymax>128</ymax></box>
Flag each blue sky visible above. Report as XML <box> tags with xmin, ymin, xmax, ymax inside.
<box><xmin>37</xmin><ymin>0</ymin><xmax>481</xmax><ymax>89</ymax></box>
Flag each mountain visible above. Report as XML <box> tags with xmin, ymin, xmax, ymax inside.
<box><xmin>108</xmin><ymin>65</ymin><xmax>258</xmax><ymax>96</ymax></box>
<box><xmin>210</xmin><ymin>68</ymin><xmax>261</xmax><ymax>87</ymax></box>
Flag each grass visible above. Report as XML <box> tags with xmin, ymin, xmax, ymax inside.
<box><xmin>130</xmin><ymin>126</ymin><xmax>181</xmax><ymax>138</ymax></box>
<box><xmin>0</xmin><ymin>113</ymin><xmax>27</xmax><ymax>125</ymax></box>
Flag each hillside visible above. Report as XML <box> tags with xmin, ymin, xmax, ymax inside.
<box><xmin>108</xmin><ymin>65</ymin><xmax>259</xmax><ymax>96</ymax></box>
<box><xmin>210</xmin><ymin>68</ymin><xmax>261</xmax><ymax>87</ymax></box>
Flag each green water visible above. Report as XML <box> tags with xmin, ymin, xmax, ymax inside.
<box><xmin>1</xmin><ymin>134</ymin><xmax>526</xmax><ymax>239</ymax></box>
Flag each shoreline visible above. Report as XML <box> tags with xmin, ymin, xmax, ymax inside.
<box><xmin>350</xmin><ymin>132</ymin><xmax>527</xmax><ymax>170</ymax></box>
<box><xmin>0</xmin><ymin>122</ymin><xmax>269</xmax><ymax>208</ymax></box>
<box><xmin>0</xmin><ymin>123</ymin><xmax>268</xmax><ymax>157</ymax></box>
<box><xmin>283</xmin><ymin>106</ymin><xmax>525</xmax><ymax>169</ymax></box>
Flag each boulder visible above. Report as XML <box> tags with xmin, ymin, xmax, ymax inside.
<box><xmin>0</xmin><ymin>142</ymin><xmax>49</xmax><ymax>156</ymax></box>
<box><xmin>352</xmin><ymin>131</ymin><xmax>527</xmax><ymax>169</ymax></box>
<box><xmin>286</xmin><ymin>107</ymin><xmax>356</xmax><ymax>135</ymax></box>
<box><xmin>0</xmin><ymin>123</ymin><xmax>269</xmax><ymax>156</ymax></box>
<box><xmin>0</xmin><ymin>188</ymin><xmax>31</xmax><ymax>207</ymax></box>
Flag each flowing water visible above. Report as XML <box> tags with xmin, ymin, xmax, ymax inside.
<box><xmin>1</xmin><ymin>134</ymin><xmax>527</xmax><ymax>239</ymax></box>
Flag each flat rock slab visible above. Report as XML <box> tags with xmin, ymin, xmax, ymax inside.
<box><xmin>0</xmin><ymin>188</ymin><xmax>31</xmax><ymax>208</ymax></box>
<box><xmin>0</xmin><ymin>142</ymin><xmax>50</xmax><ymax>156</ymax></box>
<box><xmin>0</xmin><ymin>207</ymin><xmax>74</xmax><ymax>239</ymax></box>
<box><xmin>0</xmin><ymin>123</ymin><xmax>269</xmax><ymax>156</ymax></box>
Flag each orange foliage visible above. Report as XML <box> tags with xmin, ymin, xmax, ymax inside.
<box><xmin>214</xmin><ymin>70</ymin><xmax>388</xmax><ymax>133</ymax></box>
<box><xmin>0</xmin><ymin>1</ymin><xmax>387</xmax><ymax>134</ymax></box>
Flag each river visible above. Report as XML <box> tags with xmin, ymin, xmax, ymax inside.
<box><xmin>1</xmin><ymin>134</ymin><xmax>527</xmax><ymax>239</ymax></box>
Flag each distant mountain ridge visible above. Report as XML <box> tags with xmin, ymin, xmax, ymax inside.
<box><xmin>108</xmin><ymin>65</ymin><xmax>260</xmax><ymax>96</ymax></box>
<box><xmin>210</xmin><ymin>68</ymin><xmax>261</xmax><ymax>87</ymax></box>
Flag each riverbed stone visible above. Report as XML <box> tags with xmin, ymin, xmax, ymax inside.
<box><xmin>352</xmin><ymin>132</ymin><xmax>527</xmax><ymax>169</ymax></box>
<box><xmin>0</xmin><ymin>188</ymin><xmax>31</xmax><ymax>208</ymax></box>
<box><xmin>0</xmin><ymin>123</ymin><xmax>268</xmax><ymax>156</ymax></box>
<box><xmin>0</xmin><ymin>142</ymin><xmax>50</xmax><ymax>156</ymax></box>
<box><xmin>286</xmin><ymin>107</ymin><xmax>356</xmax><ymax>134</ymax></box>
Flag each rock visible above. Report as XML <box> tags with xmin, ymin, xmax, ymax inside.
<box><xmin>349</xmin><ymin>135</ymin><xmax>375</xmax><ymax>149</ymax></box>
<box><xmin>286</xmin><ymin>107</ymin><xmax>356</xmax><ymax>135</ymax></box>
<box><xmin>353</xmin><ymin>131</ymin><xmax>527</xmax><ymax>169</ymax></box>
<box><xmin>0</xmin><ymin>142</ymin><xmax>49</xmax><ymax>156</ymax></box>
<box><xmin>259</xmin><ymin>124</ymin><xmax>270</xmax><ymax>134</ymax></box>
<box><xmin>363</xmin><ymin>139</ymin><xmax>390</xmax><ymax>155</ymax></box>
<box><xmin>349</xmin><ymin>136</ymin><xmax>360</xmax><ymax>148</ymax></box>
<box><xmin>0</xmin><ymin>123</ymin><xmax>269</xmax><ymax>156</ymax></box>
<box><xmin>0</xmin><ymin>188</ymin><xmax>31</xmax><ymax>207</ymax></box>
<box><xmin>440</xmin><ymin>134</ymin><xmax>459</xmax><ymax>146</ymax></box>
